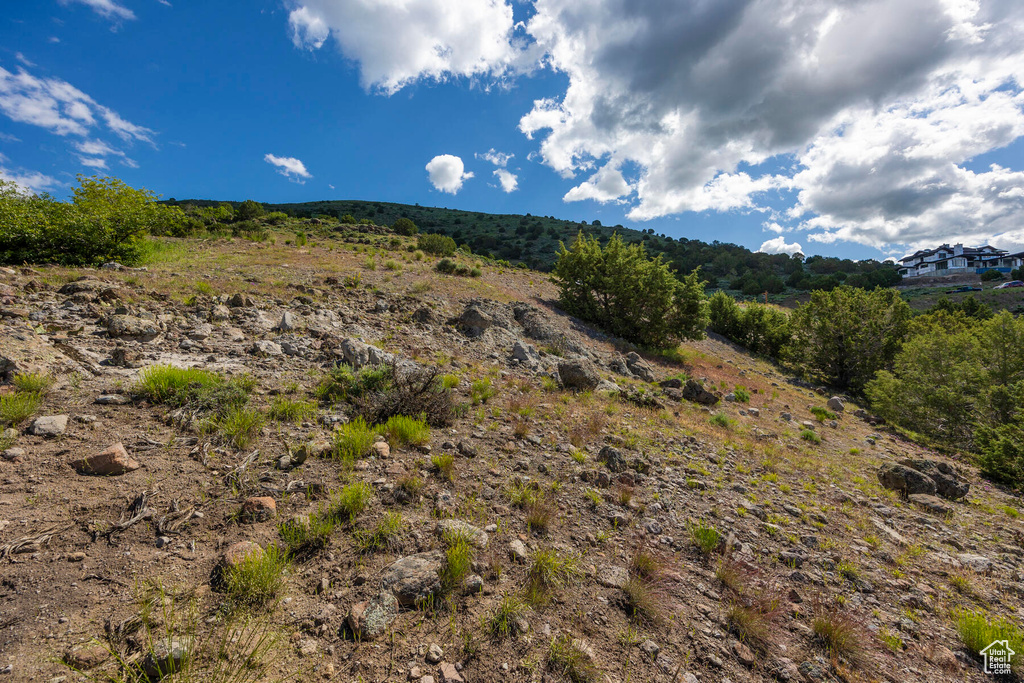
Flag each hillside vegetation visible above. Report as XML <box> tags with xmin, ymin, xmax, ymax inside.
<box><xmin>0</xmin><ymin>177</ymin><xmax>1021</xmax><ymax>682</ymax></box>
<box><xmin>163</xmin><ymin>196</ymin><xmax>902</xmax><ymax>296</ymax></box>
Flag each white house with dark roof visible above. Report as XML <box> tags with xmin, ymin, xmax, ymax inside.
<box><xmin>897</xmin><ymin>243</ymin><xmax>1024</xmax><ymax>278</ymax></box>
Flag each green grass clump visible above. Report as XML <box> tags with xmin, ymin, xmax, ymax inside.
<box><xmin>800</xmin><ymin>429</ymin><xmax>821</xmax><ymax>444</ymax></box>
<box><xmin>526</xmin><ymin>549</ymin><xmax>580</xmax><ymax>606</ymax></box>
<box><xmin>441</xmin><ymin>374</ymin><xmax>460</xmax><ymax>390</ymax></box>
<box><xmin>547</xmin><ymin>634</ymin><xmax>597</xmax><ymax>683</ymax></box>
<box><xmin>439</xmin><ymin>533</ymin><xmax>474</xmax><ymax>593</ymax></box>
<box><xmin>331</xmin><ymin>417</ymin><xmax>377</xmax><ymax>463</ymax></box>
<box><xmin>382</xmin><ymin>415</ymin><xmax>430</xmax><ymax>446</ymax></box>
<box><xmin>431</xmin><ymin>452</ymin><xmax>455</xmax><ymax>482</ymax></box>
<box><xmin>353</xmin><ymin>511</ymin><xmax>404</xmax><ymax>553</ymax></box>
<box><xmin>267</xmin><ymin>396</ymin><xmax>317</xmax><ymax>424</ymax></box>
<box><xmin>488</xmin><ymin>594</ymin><xmax>529</xmax><ymax>639</ymax></box>
<box><xmin>810</xmin><ymin>406</ymin><xmax>838</xmax><ymax>422</ymax></box>
<box><xmin>222</xmin><ymin>544</ymin><xmax>289</xmax><ymax>609</ymax></box>
<box><xmin>689</xmin><ymin>521</ymin><xmax>721</xmax><ymax>555</ymax></box>
<box><xmin>954</xmin><ymin>610</ymin><xmax>1023</xmax><ymax>673</ymax></box>
<box><xmin>470</xmin><ymin>378</ymin><xmax>496</xmax><ymax>405</ymax></box>
<box><xmin>329</xmin><ymin>482</ymin><xmax>373</xmax><ymax>522</ymax></box>
<box><xmin>314</xmin><ymin>364</ymin><xmax>390</xmax><ymax>404</ymax></box>
<box><xmin>733</xmin><ymin>386</ymin><xmax>750</xmax><ymax>403</ymax></box>
<box><xmin>0</xmin><ymin>391</ymin><xmax>42</xmax><ymax>427</ymax></box>
<box><xmin>278</xmin><ymin>509</ymin><xmax>336</xmax><ymax>556</ymax></box>
<box><xmin>136</xmin><ymin>365</ymin><xmax>222</xmax><ymax>405</ymax></box>
<box><xmin>215</xmin><ymin>406</ymin><xmax>264</xmax><ymax>450</ymax></box>
<box><xmin>12</xmin><ymin>373</ymin><xmax>53</xmax><ymax>394</ymax></box>
<box><xmin>506</xmin><ymin>480</ymin><xmax>539</xmax><ymax>508</ymax></box>
<box><xmin>709</xmin><ymin>413</ymin><xmax>733</xmax><ymax>429</ymax></box>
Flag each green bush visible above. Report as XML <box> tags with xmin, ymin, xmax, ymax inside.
<box><xmin>0</xmin><ymin>391</ymin><xmax>42</xmax><ymax>427</ymax></box>
<box><xmin>787</xmin><ymin>286</ymin><xmax>912</xmax><ymax>393</ymax></box>
<box><xmin>392</xmin><ymin>217</ymin><xmax>418</xmax><ymax>236</ymax></box>
<box><xmin>235</xmin><ymin>199</ymin><xmax>265</xmax><ymax>222</ymax></box>
<box><xmin>981</xmin><ymin>268</ymin><xmax>1004</xmax><ymax>281</ymax></box>
<box><xmin>954</xmin><ymin>609</ymin><xmax>1023</xmax><ymax>674</ymax></box>
<box><xmin>417</xmin><ymin>233</ymin><xmax>456</xmax><ymax>256</ymax></box>
<box><xmin>553</xmin><ymin>231</ymin><xmax>708</xmax><ymax>349</ymax></box>
<box><xmin>0</xmin><ymin>176</ymin><xmax>185</xmax><ymax>266</ymax></box>
<box><xmin>329</xmin><ymin>482</ymin><xmax>373</xmax><ymax>522</ymax></box>
<box><xmin>436</xmin><ymin>258</ymin><xmax>457</xmax><ymax>274</ymax></box>
<box><xmin>331</xmin><ymin>417</ymin><xmax>378</xmax><ymax>463</ymax></box>
<box><xmin>221</xmin><ymin>544</ymin><xmax>288</xmax><ymax>609</ymax></box>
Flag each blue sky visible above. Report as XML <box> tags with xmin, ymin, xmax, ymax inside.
<box><xmin>2</xmin><ymin>0</ymin><xmax>1023</xmax><ymax>262</ymax></box>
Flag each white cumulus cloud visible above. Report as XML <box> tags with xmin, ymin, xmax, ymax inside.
<box><xmin>285</xmin><ymin>0</ymin><xmax>517</xmax><ymax>94</ymax></box>
<box><xmin>493</xmin><ymin>168</ymin><xmax>518</xmax><ymax>192</ymax></box>
<box><xmin>264</xmin><ymin>153</ymin><xmax>312</xmax><ymax>182</ymax></box>
<box><xmin>60</xmin><ymin>0</ymin><xmax>136</xmax><ymax>21</ymax></box>
<box><xmin>426</xmin><ymin>154</ymin><xmax>473</xmax><ymax>194</ymax></box>
<box><xmin>476</xmin><ymin>148</ymin><xmax>513</xmax><ymax>167</ymax></box>
<box><xmin>0</xmin><ymin>154</ymin><xmax>60</xmax><ymax>194</ymax></box>
<box><xmin>286</xmin><ymin>0</ymin><xmax>1024</xmax><ymax>253</ymax></box>
<box><xmin>758</xmin><ymin>236</ymin><xmax>804</xmax><ymax>255</ymax></box>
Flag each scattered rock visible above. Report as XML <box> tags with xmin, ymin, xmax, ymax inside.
<box><xmin>29</xmin><ymin>415</ymin><xmax>69</xmax><ymax>437</ymax></box>
<box><xmin>250</xmin><ymin>340</ymin><xmax>283</xmax><ymax>356</ymax></box>
<box><xmin>435</xmin><ymin>520</ymin><xmax>489</xmax><ymax>547</ymax></box>
<box><xmin>347</xmin><ymin>591</ymin><xmax>398</xmax><ymax>640</ymax></box>
<box><xmin>69</xmin><ymin>442</ymin><xmax>140</xmax><ymax>475</ymax></box>
<box><xmin>509</xmin><ymin>539</ymin><xmax>529</xmax><ymax>563</ymax></box>
<box><xmin>339</xmin><ymin>337</ymin><xmax>394</xmax><ymax>369</ymax></box>
<box><xmin>597</xmin><ymin>565</ymin><xmax>629</xmax><ymax>589</ymax></box>
<box><xmin>826</xmin><ymin>396</ymin><xmax>845</xmax><ymax>412</ymax></box>
<box><xmin>598</xmin><ymin>445</ymin><xmax>627</xmax><ymax>473</ymax></box>
<box><xmin>898</xmin><ymin>458</ymin><xmax>969</xmax><ymax>500</ymax></box>
<box><xmin>63</xmin><ymin>642</ymin><xmax>110</xmax><ymax>670</ymax></box>
<box><xmin>877</xmin><ymin>463</ymin><xmax>936</xmax><ymax>496</ymax></box>
<box><xmin>682</xmin><ymin>379</ymin><xmax>719</xmax><ymax>405</ymax></box>
<box><xmin>107</xmin><ymin>315</ymin><xmax>160</xmax><ymax>342</ymax></box>
<box><xmin>426</xmin><ymin>643</ymin><xmax>444</xmax><ymax>664</ymax></box>
<box><xmin>381</xmin><ymin>552</ymin><xmax>444</xmax><ymax>606</ymax></box>
<box><xmin>142</xmin><ymin>638</ymin><xmax>190</xmax><ymax>678</ymax></box>
<box><xmin>240</xmin><ymin>496</ymin><xmax>276</xmax><ymax>522</ymax></box>
<box><xmin>558</xmin><ymin>358</ymin><xmax>601</xmax><ymax>390</ymax></box>
<box><xmin>908</xmin><ymin>493</ymin><xmax>953</xmax><ymax>515</ymax></box>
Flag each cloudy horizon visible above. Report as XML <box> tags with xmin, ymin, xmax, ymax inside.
<box><xmin>2</xmin><ymin>0</ymin><xmax>1022</xmax><ymax>260</ymax></box>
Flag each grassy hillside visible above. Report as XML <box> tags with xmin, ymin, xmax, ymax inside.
<box><xmin>164</xmin><ymin>197</ymin><xmax>901</xmax><ymax>297</ymax></box>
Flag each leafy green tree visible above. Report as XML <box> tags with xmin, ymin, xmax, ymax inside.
<box><xmin>0</xmin><ymin>175</ymin><xmax>183</xmax><ymax>266</ymax></box>
<box><xmin>392</xmin><ymin>217</ymin><xmax>418</xmax><ymax>236</ymax></box>
<box><xmin>552</xmin><ymin>231</ymin><xmax>708</xmax><ymax>348</ymax></box>
<box><xmin>235</xmin><ymin>199</ymin><xmax>265</xmax><ymax>221</ymax></box>
<box><xmin>786</xmin><ymin>285</ymin><xmax>912</xmax><ymax>393</ymax></box>
<box><xmin>865</xmin><ymin>323</ymin><xmax>983</xmax><ymax>444</ymax></box>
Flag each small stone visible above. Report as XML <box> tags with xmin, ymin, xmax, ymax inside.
<box><xmin>142</xmin><ymin>638</ymin><xmax>190</xmax><ymax>678</ymax></box>
<box><xmin>95</xmin><ymin>394</ymin><xmax>130</xmax><ymax>405</ymax></box>
<box><xmin>68</xmin><ymin>552</ymin><xmax>86</xmax><ymax>562</ymax></box>
<box><xmin>435</xmin><ymin>520</ymin><xmax>489</xmax><ymax>547</ymax></box>
<box><xmin>509</xmin><ymin>539</ymin><xmax>529</xmax><ymax>562</ymax></box>
<box><xmin>597</xmin><ymin>565</ymin><xmax>629</xmax><ymax>589</ymax></box>
<box><xmin>156</xmin><ymin>536</ymin><xmax>172</xmax><ymax>548</ymax></box>
<box><xmin>64</xmin><ymin>642</ymin><xmax>110</xmax><ymax>670</ymax></box>
<box><xmin>28</xmin><ymin>415</ymin><xmax>68</xmax><ymax>436</ymax></box>
<box><xmin>240</xmin><ymin>496</ymin><xmax>276</xmax><ymax>522</ymax></box>
<box><xmin>426</xmin><ymin>643</ymin><xmax>444</xmax><ymax>664</ymax></box>
<box><xmin>371</xmin><ymin>441</ymin><xmax>391</xmax><ymax>458</ymax></box>
<box><xmin>69</xmin><ymin>442</ymin><xmax>140</xmax><ymax>476</ymax></box>
<box><xmin>439</xmin><ymin>663</ymin><xmax>464</xmax><ymax>683</ymax></box>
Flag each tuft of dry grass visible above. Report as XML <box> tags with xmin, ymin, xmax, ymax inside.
<box><xmin>811</xmin><ymin>603</ymin><xmax>870</xmax><ymax>668</ymax></box>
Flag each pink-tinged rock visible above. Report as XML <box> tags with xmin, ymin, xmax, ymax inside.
<box><xmin>69</xmin><ymin>443</ymin><xmax>139</xmax><ymax>475</ymax></box>
<box><xmin>439</xmin><ymin>663</ymin><xmax>464</xmax><ymax>683</ymax></box>
<box><xmin>220</xmin><ymin>541</ymin><xmax>261</xmax><ymax>569</ymax></box>
<box><xmin>240</xmin><ymin>496</ymin><xmax>276</xmax><ymax>522</ymax></box>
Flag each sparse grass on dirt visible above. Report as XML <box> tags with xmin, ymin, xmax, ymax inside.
<box><xmin>526</xmin><ymin>549</ymin><xmax>580</xmax><ymax>606</ymax></box>
<box><xmin>488</xmin><ymin>594</ymin><xmax>530</xmax><ymax>639</ymax></box>
<box><xmin>222</xmin><ymin>545</ymin><xmax>289</xmax><ymax>609</ymax></box>
<box><xmin>352</xmin><ymin>511</ymin><xmax>404</xmax><ymax>553</ymax></box>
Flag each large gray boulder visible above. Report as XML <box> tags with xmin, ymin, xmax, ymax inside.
<box><xmin>458</xmin><ymin>306</ymin><xmax>494</xmax><ymax>337</ymax></box>
<box><xmin>898</xmin><ymin>458</ymin><xmax>969</xmax><ymax>500</ymax></box>
<box><xmin>877</xmin><ymin>463</ymin><xmax>936</xmax><ymax>496</ymax></box>
<box><xmin>381</xmin><ymin>551</ymin><xmax>444</xmax><ymax>606</ymax></box>
<box><xmin>339</xmin><ymin>338</ymin><xmax>394</xmax><ymax>369</ymax></box>
<box><xmin>625</xmin><ymin>352</ymin><xmax>656</xmax><ymax>383</ymax></box>
<box><xmin>106</xmin><ymin>315</ymin><xmax>160</xmax><ymax>342</ymax></box>
<box><xmin>558</xmin><ymin>358</ymin><xmax>601</xmax><ymax>390</ymax></box>
<box><xmin>682</xmin><ymin>379</ymin><xmax>719</xmax><ymax>406</ymax></box>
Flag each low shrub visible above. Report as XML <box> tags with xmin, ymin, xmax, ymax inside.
<box><xmin>268</xmin><ymin>397</ymin><xmax>317</xmax><ymax>424</ymax></box>
<box><xmin>954</xmin><ymin>609</ymin><xmax>1022</xmax><ymax>674</ymax></box>
<box><xmin>329</xmin><ymin>482</ymin><xmax>372</xmax><ymax>522</ymax></box>
<box><xmin>800</xmin><ymin>429</ymin><xmax>821</xmax><ymax>444</ymax></box>
<box><xmin>689</xmin><ymin>522</ymin><xmax>721</xmax><ymax>555</ymax></box>
<box><xmin>331</xmin><ymin>417</ymin><xmax>377</xmax><ymax>463</ymax></box>
<box><xmin>417</xmin><ymin>233</ymin><xmax>456</xmax><ymax>256</ymax></box>
<box><xmin>381</xmin><ymin>415</ymin><xmax>430</xmax><ymax>447</ymax></box>
<box><xmin>12</xmin><ymin>373</ymin><xmax>53</xmax><ymax>394</ymax></box>
<box><xmin>354</xmin><ymin>365</ymin><xmax>455</xmax><ymax>428</ymax></box>
<box><xmin>0</xmin><ymin>391</ymin><xmax>42</xmax><ymax>427</ymax></box>
<box><xmin>222</xmin><ymin>544</ymin><xmax>289</xmax><ymax>609</ymax></box>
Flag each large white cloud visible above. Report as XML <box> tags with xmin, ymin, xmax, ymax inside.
<box><xmin>758</xmin><ymin>236</ymin><xmax>803</xmax><ymax>255</ymax></box>
<box><xmin>284</xmin><ymin>0</ymin><xmax>1024</xmax><ymax>252</ymax></box>
<box><xmin>0</xmin><ymin>66</ymin><xmax>153</xmax><ymax>171</ymax></box>
<box><xmin>286</xmin><ymin>0</ymin><xmax>517</xmax><ymax>94</ymax></box>
<box><xmin>426</xmin><ymin>154</ymin><xmax>473</xmax><ymax>194</ymax></box>
<box><xmin>265</xmin><ymin>153</ymin><xmax>312</xmax><ymax>182</ymax></box>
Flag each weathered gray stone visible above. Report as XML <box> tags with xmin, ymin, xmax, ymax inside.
<box><xmin>877</xmin><ymin>463</ymin><xmax>936</xmax><ymax>496</ymax></box>
<box><xmin>29</xmin><ymin>415</ymin><xmax>68</xmax><ymax>436</ymax></box>
<box><xmin>381</xmin><ymin>551</ymin><xmax>444</xmax><ymax>606</ymax></box>
<box><xmin>826</xmin><ymin>396</ymin><xmax>845</xmax><ymax>412</ymax></box>
<box><xmin>142</xmin><ymin>638</ymin><xmax>190</xmax><ymax>678</ymax></box>
<box><xmin>107</xmin><ymin>315</ymin><xmax>160</xmax><ymax>342</ymax></box>
<box><xmin>435</xmin><ymin>520</ymin><xmax>489</xmax><ymax>548</ymax></box>
<box><xmin>898</xmin><ymin>458</ymin><xmax>969</xmax><ymax>500</ymax></box>
<box><xmin>558</xmin><ymin>357</ymin><xmax>601</xmax><ymax>390</ymax></box>
<box><xmin>347</xmin><ymin>591</ymin><xmax>398</xmax><ymax>640</ymax></box>
<box><xmin>339</xmin><ymin>337</ymin><xmax>394</xmax><ymax>369</ymax></box>
<box><xmin>682</xmin><ymin>379</ymin><xmax>719</xmax><ymax>405</ymax></box>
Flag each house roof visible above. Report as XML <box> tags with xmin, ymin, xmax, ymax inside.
<box><xmin>900</xmin><ymin>244</ymin><xmax>1006</xmax><ymax>263</ymax></box>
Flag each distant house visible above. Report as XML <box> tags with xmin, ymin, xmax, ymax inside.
<box><xmin>898</xmin><ymin>243</ymin><xmax>1024</xmax><ymax>278</ymax></box>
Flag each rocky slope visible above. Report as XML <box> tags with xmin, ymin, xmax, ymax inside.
<box><xmin>0</xmin><ymin>233</ymin><xmax>1021</xmax><ymax>683</ymax></box>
